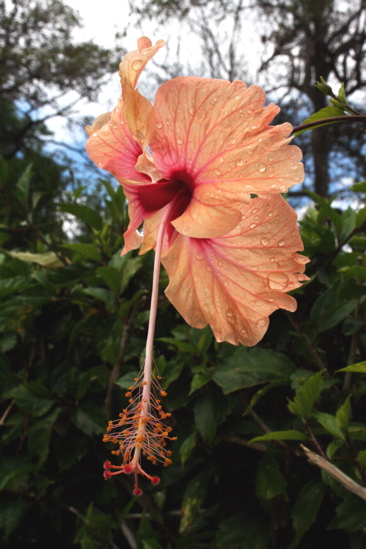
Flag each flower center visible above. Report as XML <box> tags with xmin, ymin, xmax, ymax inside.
<box><xmin>136</xmin><ymin>170</ymin><xmax>193</xmax><ymax>222</ymax></box>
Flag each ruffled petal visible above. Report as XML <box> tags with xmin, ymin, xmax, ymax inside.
<box><xmin>86</xmin><ymin>96</ymin><xmax>149</xmax><ymax>184</ymax></box>
<box><xmin>151</xmin><ymin>77</ymin><xmax>304</xmax><ymax>238</ymax></box>
<box><xmin>120</xmin><ymin>36</ymin><xmax>166</xmax><ymax>90</ymax></box>
<box><xmin>120</xmin><ymin>37</ymin><xmax>165</xmax><ymax>150</ymax></box>
<box><xmin>162</xmin><ymin>194</ymin><xmax>309</xmax><ymax>346</ymax></box>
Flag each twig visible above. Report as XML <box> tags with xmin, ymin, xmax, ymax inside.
<box><xmin>250</xmin><ymin>409</ymin><xmax>287</xmax><ymax>449</ymax></box>
<box><xmin>0</xmin><ymin>401</ymin><xmax>14</xmax><ymax>426</ymax></box>
<box><xmin>121</xmin><ymin>522</ymin><xmax>138</xmax><ymax>549</ymax></box>
<box><xmin>301</xmin><ymin>445</ymin><xmax>366</xmax><ymax>502</ymax></box>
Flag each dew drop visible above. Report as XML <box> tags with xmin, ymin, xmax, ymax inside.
<box><xmin>249</xmin><ymin>223</ymin><xmax>257</xmax><ymax>229</ymax></box>
<box><xmin>251</xmin><ymin>124</ymin><xmax>257</xmax><ymax>130</ymax></box>
<box><xmin>268</xmin><ymin>272</ymin><xmax>289</xmax><ymax>290</ymax></box>
<box><xmin>223</xmin><ymin>280</ymin><xmax>229</xmax><ymax>287</ymax></box>
<box><xmin>247</xmin><ymin>108</ymin><xmax>253</xmax><ymax>114</ymax></box>
<box><xmin>156</xmin><ymin>122</ymin><xmax>163</xmax><ymax>129</ymax></box>
<box><xmin>258</xmin><ymin>164</ymin><xmax>266</xmax><ymax>173</ymax></box>
<box><xmin>196</xmin><ymin>251</ymin><xmax>203</xmax><ymax>260</ymax></box>
<box><xmin>256</xmin><ymin>318</ymin><xmax>267</xmax><ymax>328</ymax></box>
<box><xmin>98</xmin><ymin>161</ymin><xmax>103</xmax><ymax>167</ymax></box>
<box><xmin>132</xmin><ymin>60</ymin><xmax>143</xmax><ymax>70</ymax></box>
<box><xmin>214</xmin><ymin>169</ymin><xmax>221</xmax><ymax>176</ymax></box>
<box><xmin>166</xmin><ymin>119</ymin><xmax>171</xmax><ymax>125</ymax></box>
<box><xmin>278</xmin><ymin>240</ymin><xmax>285</xmax><ymax>247</ymax></box>
<box><xmin>261</xmin><ymin>237</ymin><xmax>270</xmax><ymax>246</ymax></box>
<box><xmin>226</xmin><ymin>310</ymin><xmax>233</xmax><ymax>317</ymax></box>
<box><xmin>188</xmin><ymin>106</ymin><xmax>195</xmax><ymax>115</ymax></box>
<box><xmin>268</xmin><ymin>211</ymin><xmax>274</xmax><ymax>217</ymax></box>
<box><xmin>279</xmin><ymin>185</ymin><xmax>286</xmax><ymax>192</ymax></box>
<box><xmin>177</xmin><ymin>137</ymin><xmax>183</xmax><ymax>145</ymax></box>
<box><xmin>236</xmin><ymin>159</ymin><xmax>244</xmax><ymax>167</ymax></box>
<box><xmin>210</xmin><ymin>97</ymin><xmax>217</xmax><ymax>104</ymax></box>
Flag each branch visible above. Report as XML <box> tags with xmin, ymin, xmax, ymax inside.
<box><xmin>302</xmin><ymin>445</ymin><xmax>366</xmax><ymax>502</ymax></box>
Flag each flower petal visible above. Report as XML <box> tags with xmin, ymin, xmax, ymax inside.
<box><xmin>120</xmin><ymin>36</ymin><xmax>165</xmax><ymax>90</ymax></box>
<box><xmin>151</xmin><ymin>77</ymin><xmax>304</xmax><ymax>238</ymax></box>
<box><xmin>162</xmin><ymin>195</ymin><xmax>308</xmax><ymax>346</ymax></box>
<box><xmin>120</xmin><ymin>37</ymin><xmax>165</xmax><ymax>150</ymax></box>
<box><xmin>86</xmin><ymin>96</ymin><xmax>149</xmax><ymax>183</ymax></box>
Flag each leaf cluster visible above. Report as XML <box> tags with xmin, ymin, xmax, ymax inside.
<box><xmin>1</xmin><ymin>154</ymin><xmax>366</xmax><ymax>549</ymax></box>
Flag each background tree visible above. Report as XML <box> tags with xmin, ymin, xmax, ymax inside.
<box><xmin>0</xmin><ymin>0</ymin><xmax>122</xmax><ymax>250</ymax></box>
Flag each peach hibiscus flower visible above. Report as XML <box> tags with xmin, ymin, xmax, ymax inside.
<box><xmin>86</xmin><ymin>37</ymin><xmax>308</xmax><ymax>493</ymax></box>
<box><xmin>86</xmin><ymin>36</ymin><xmax>307</xmax><ymax>347</ymax></box>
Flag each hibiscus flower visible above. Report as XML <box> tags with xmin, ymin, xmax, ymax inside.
<box><xmin>86</xmin><ymin>36</ymin><xmax>307</xmax><ymax>346</ymax></box>
<box><xmin>86</xmin><ymin>37</ymin><xmax>308</xmax><ymax>493</ymax></box>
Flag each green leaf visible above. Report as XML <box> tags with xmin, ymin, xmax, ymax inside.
<box><xmin>295</xmin><ymin>106</ymin><xmax>346</xmax><ymax>135</ymax></box>
<box><xmin>329</xmin><ymin>493</ymin><xmax>366</xmax><ymax>532</ymax></box>
<box><xmin>6</xmin><ymin>250</ymin><xmax>65</xmax><ymax>268</ymax></box>
<box><xmin>64</xmin><ymin>243</ymin><xmax>102</xmax><ymax>262</ymax></box>
<box><xmin>337</xmin><ymin>83</ymin><xmax>347</xmax><ymax>103</ymax></box>
<box><xmin>336</xmin><ymin>395</ymin><xmax>352</xmax><ymax>433</ymax></box>
<box><xmin>291</xmin><ymin>480</ymin><xmax>325</xmax><ymax>545</ymax></box>
<box><xmin>356</xmin><ymin>206</ymin><xmax>366</xmax><ymax>228</ymax></box>
<box><xmin>250</xmin><ymin>430</ymin><xmax>308</xmax><ymax>444</ymax></box>
<box><xmin>81</xmin><ymin>287</ymin><xmax>116</xmax><ymax>312</ymax></box>
<box><xmin>28</xmin><ymin>407</ymin><xmax>62</xmax><ymax>465</ymax></box>
<box><xmin>96</xmin><ymin>266</ymin><xmax>121</xmax><ymax>293</ymax></box>
<box><xmin>313</xmin><ymin>411</ymin><xmax>346</xmax><ymax>441</ymax></box>
<box><xmin>179</xmin><ymin>470</ymin><xmax>209</xmax><ymax>533</ymax></box>
<box><xmin>213</xmin><ymin>348</ymin><xmax>295</xmax><ymax>394</ymax></box>
<box><xmin>214</xmin><ymin>513</ymin><xmax>270</xmax><ymax>549</ymax></box>
<box><xmin>194</xmin><ymin>392</ymin><xmax>217</xmax><ymax>443</ymax></box>
<box><xmin>71</xmin><ymin>400</ymin><xmax>105</xmax><ymax>436</ymax></box>
<box><xmin>15</xmin><ymin>164</ymin><xmax>32</xmax><ymax>207</ymax></box>
<box><xmin>179</xmin><ymin>431</ymin><xmax>197</xmax><ymax>466</ymax></box>
<box><xmin>351</xmin><ymin>181</ymin><xmax>366</xmax><ymax>193</ymax></box>
<box><xmin>10</xmin><ymin>382</ymin><xmax>56</xmax><ymax>416</ymax></box>
<box><xmin>288</xmin><ymin>371</ymin><xmax>325</xmax><ymax>419</ymax></box>
<box><xmin>59</xmin><ymin>203</ymin><xmax>103</xmax><ymax>231</ymax></box>
<box><xmin>339</xmin><ymin>265</ymin><xmax>366</xmax><ymax>282</ymax></box>
<box><xmin>256</xmin><ymin>455</ymin><xmax>287</xmax><ymax>500</ymax></box>
<box><xmin>338</xmin><ymin>361</ymin><xmax>366</xmax><ymax>373</ymax></box>
<box><xmin>0</xmin><ymin>498</ymin><xmax>30</xmax><ymax>540</ymax></box>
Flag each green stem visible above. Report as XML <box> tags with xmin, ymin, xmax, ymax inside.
<box><xmin>292</xmin><ymin>115</ymin><xmax>366</xmax><ymax>134</ymax></box>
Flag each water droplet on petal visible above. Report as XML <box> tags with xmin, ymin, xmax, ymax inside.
<box><xmin>188</xmin><ymin>106</ymin><xmax>195</xmax><ymax>115</ymax></box>
<box><xmin>278</xmin><ymin>240</ymin><xmax>285</xmax><ymax>247</ymax></box>
<box><xmin>132</xmin><ymin>60</ymin><xmax>143</xmax><ymax>70</ymax></box>
<box><xmin>268</xmin><ymin>211</ymin><xmax>274</xmax><ymax>217</ymax></box>
<box><xmin>259</xmin><ymin>164</ymin><xmax>266</xmax><ymax>173</ymax></box>
<box><xmin>210</xmin><ymin>97</ymin><xmax>217</xmax><ymax>104</ymax></box>
<box><xmin>236</xmin><ymin>160</ymin><xmax>244</xmax><ymax>167</ymax></box>
<box><xmin>279</xmin><ymin>185</ymin><xmax>286</xmax><ymax>192</ymax></box>
<box><xmin>256</xmin><ymin>318</ymin><xmax>267</xmax><ymax>328</ymax></box>
<box><xmin>226</xmin><ymin>310</ymin><xmax>233</xmax><ymax>317</ymax></box>
<box><xmin>261</xmin><ymin>237</ymin><xmax>270</xmax><ymax>246</ymax></box>
<box><xmin>177</xmin><ymin>137</ymin><xmax>183</xmax><ymax>145</ymax></box>
<box><xmin>156</xmin><ymin>122</ymin><xmax>163</xmax><ymax>129</ymax></box>
<box><xmin>249</xmin><ymin>223</ymin><xmax>257</xmax><ymax>229</ymax></box>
